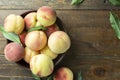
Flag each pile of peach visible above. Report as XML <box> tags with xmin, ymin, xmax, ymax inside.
<box><xmin>3</xmin><ymin>6</ymin><xmax>73</xmax><ymax>79</ymax></box>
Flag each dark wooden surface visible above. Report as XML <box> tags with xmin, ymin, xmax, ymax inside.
<box><xmin>0</xmin><ymin>0</ymin><xmax>120</xmax><ymax>80</ymax></box>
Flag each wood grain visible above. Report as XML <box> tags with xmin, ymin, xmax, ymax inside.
<box><xmin>0</xmin><ymin>54</ymin><xmax>120</xmax><ymax>80</ymax></box>
<box><xmin>0</xmin><ymin>10</ymin><xmax>120</xmax><ymax>80</ymax></box>
<box><xmin>59</xmin><ymin>55</ymin><xmax>120</xmax><ymax>80</ymax></box>
<box><xmin>0</xmin><ymin>10</ymin><xmax>120</xmax><ymax>56</ymax></box>
<box><xmin>0</xmin><ymin>1</ymin><xmax>120</xmax><ymax>80</ymax></box>
<box><xmin>0</xmin><ymin>0</ymin><xmax>119</xmax><ymax>10</ymax></box>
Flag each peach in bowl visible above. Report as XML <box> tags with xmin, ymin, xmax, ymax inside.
<box><xmin>2</xmin><ymin>6</ymin><xmax>71</xmax><ymax>78</ymax></box>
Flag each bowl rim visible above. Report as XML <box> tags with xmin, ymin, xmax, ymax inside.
<box><xmin>6</xmin><ymin>10</ymin><xmax>71</xmax><ymax>79</ymax></box>
<box><xmin>20</xmin><ymin>10</ymin><xmax>67</xmax><ymax>66</ymax></box>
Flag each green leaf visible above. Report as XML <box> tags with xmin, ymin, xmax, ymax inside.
<box><xmin>32</xmin><ymin>73</ymin><xmax>41</xmax><ymax>80</ymax></box>
<box><xmin>47</xmin><ymin>74</ymin><xmax>54</xmax><ymax>80</ymax></box>
<box><xmin>109</xmin><ymin>12</ymin><xmax>120</xmax><ymax>39</ymax></box>
<box><xmin>0</xmin><ymin>26</ymin><xmax>21</xmax><ymax>43</ymax></box>
<box><xmin>71</xmin><ymin>0</ymin><xmax>84</xmax><ymax>5</ymax></box>
<box><xmin>78</xmin><ymin>71</ymin><xmax>82</xmax><ymax>80</ymax></box>
<box><xmin>109</xmin><ymin>0</ymin><xmax>120</xmax><ymax>6</ymax></box>
<box><xmin>28</xmin><ymin>26</ymin><xmax>47</xmax><ymax>32</ymax></box>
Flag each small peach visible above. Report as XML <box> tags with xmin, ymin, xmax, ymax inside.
<box><xmin>48</xmin><ymin>31</ymin><xmax>71</xmax><ymax>54</ymax></box>
<box><xmin>4</xmin><ymin>42</ymin><xmax>24</xmax><ymax>62</ymax></box>
<box><xmin>24</xmin><ymin>47</ymin><xmax>39</xmax><ymax>63</ymax></box>
<box><xmin>45</xmin><ymin>24</ymin><xmax>59</xmax><ymax>37</ymax></box>
<box><xmin>41</xmin><ymin>46</ymin><xmax>58</xmax><ymax>59</ymax></box>
<box><xmin>25</xmin><ymin>31</ymin><xmax>47</xmax><ymax>51</ymax></box>
<box><xmin>35</xmin><ymin>21</ymin><xmax>41</xmax><ymax>27</ymax></box>
<box><xmin>37</xmin><ymin>6</ymin><xmax>57</xmax><ymax>27</ymax></box>
<box><xmin>24</xmin><ymin>12</ymin><xmax>37</xmax><ymax>29</ymax></box>
<box><xmin>4</xmin><ymin>14</ymin><xmax>25</xmax><ymax>34</ymax></box>
<box><xmin>19</xmin><ymin>31</ymin><xmax>27</xmax><ymax>46</ymax></box>
<box><xmin>54</xmin><ymin>67</ymin><xmax>73</xmax><ymax>80</ymax></box>
<box><xmin>30</xmin><ymin>54</ymin><xmax>54</xmax><ymax>77</ymax></box>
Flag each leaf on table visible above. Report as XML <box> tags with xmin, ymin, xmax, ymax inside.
<box><xmin>28</xmin><ymin>26</ymin><xmax>47</xmax><ymax>32</ymax></box>
<box><xmin>71</xmin><ymin>0</ymin><xmax>84</xmax><ymax>5</ymax></box>
<box><xmin>109</xmin><ymin>0</ymin><xmax>120</xmax><ymax>6</ymax></box>
<box><xmin>0</xmin><ymin>26</ymin><xmax>21</xmax><ymax>43</ymax></box>
<box><xmin>32</xmin><ymin>73</ymin><xmax>41</xmax><ymax>80</ymax></box>
<box><xmin>78</xmin><ymin>71</ymin><xmax>82</xmax><ymax>80</ymax></box>
<box><xmin>109</xmin><ymin>12</ymin><xmax>120</xmax><ymax>39</ymax></box>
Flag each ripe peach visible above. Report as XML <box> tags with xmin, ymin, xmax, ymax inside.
<box><xmin>19</xmin><ymin>31</ymin><xmax>27</xmax><ymax>46</ymax></box>
<box><xmin>24</xmin><ymin>12</ymin><xmax>37</xmax><ymax>29</ymax></box>
<box><xmin>48</xmin><ymin>31</ymin><xmax>71</xmax><ymax>54</ymax></box>
<box><xmin>54</xmin><ymin>67</ymin><xmax>73</xmax><ymax>80</ymax></box>
<box><xmin>37</xmin><ymin>6</ymin><xmax>57</xmax><ymax>27</ymax></box>
<box><xmin>41</xmin><ymin>46</ymin><xmax>58</xmax><ymax>59</ymax></box>
<box><xmin>36</xmin><ymin>21</ymin><xmax>41</xmax><ymax>27</ymax></box>
<box><xmin>30</xmin><ymin>54</ymin><xmax>54</xmax><ymax>77</ymax></box>
<box><xmin>45</xmin><ymin>24</ymin><xmax>59</xmax><ymax>37</ymax></box>
<box><xmin>4</xmin><ymin>14</ymin><xmax>24</xmax><ymax>34</ymax></box>
<box><xmin>25</xmin><ymin>31</ymin><xmax>47</xmax><ymax>51</ymax></box>
<box><xmin>4</xmin><ymin>42</ymin><xmax>24</xmax><ymax>62</ymax></box>
<box><xmin>23</xmin><ymin>47</ymin><xmax>39</xmax><ymax>63</ymax></box>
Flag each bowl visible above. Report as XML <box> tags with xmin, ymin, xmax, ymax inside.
<box><xmin>21</xmin><ymin>10</ymin><xmax>67</xmax><ymax>65</ymax></box>
<box><xmin>5</xmin><ymin>10</ymin><xmax>71</xmax><ymax>79</ymax></box>
<box><xmin>6</xmin><ymin>10</ymin><xmax>67</xmax><ymax>68</ymax></box>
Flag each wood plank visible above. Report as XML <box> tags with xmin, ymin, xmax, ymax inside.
<box><xmin>0</xmin><ymin>77</ymin><xmax>10</xmax><ymax>80</ymax></box>
<box><xmin>0</xmin><ymin>0</ymin><xmax>120</xmax><ymax>10</ymax></box>
<box><xmin>57</xmin><ymin>55</ymin><xmax>120</xmax><ymax>80</ymax></box>
<box><xmin>0</xmin><ymin>10</ymin><xmax>120</xmax><ymax>79</ymax></box>
<box><xmin>0</xmin><ymin>34</ymin><xmax>6</xmax><ymax>54</ymax></box>
<box><xmin>0</xmin><ymin>54</ymin><xmax>120</xmax><ymax>80</ymax></box>
<box><xmin>0</xmin><ymin>55</ymin><xmax>33</xmax><ymax>78</ymax></box>
<box><xmin>9</xmin><ymin>77</ymin><xmax>34</xmax><ymax>80</ymax></box>
<box><xmin>0</xmin><ymin>77</ymin><xmax>34</xmax><ymax>80</ymax></box>
<box><xmin>0</xmin><ymin>1</ymin><xmax>120</xmax><ymax>80</ymax></box>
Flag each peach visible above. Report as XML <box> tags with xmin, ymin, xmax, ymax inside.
<box><xmin>25</xmin><ymin>31</ymin><xmax>47</xmax><ymax>51</ymax></box>
<box><xmin>45</xmin><ymin>24</ymin><xmax>59</xmax><ymax>37</ymax></box>
<box><xmin>4</xmin><ymin>14</ymin><xmax>25</xmax><ymax>34</ymax></box>
<box><xmin>24</xmin><ymin>12</ymin><xmax>37</xmax><ymax>29</ymax></box>
<box><xmin>30</xmin><ymin>54</ymin><xmax>54</xmax><ymax>77</ymax></box>
<box><xmin>54</xmin><ymin>67</ymin><xmax>73</xmax><ymax>80</ymax></box>
<box><xmin>23</xmin><ymin>47</ymin><xmax>39</xmax><ymax>63</ymax></box>
<box><xmin>41</xmin><ymin>46</ymin><xmax>58</xmax><ymax>59</ymax></box>
<box><xmin>36</xmin><ymin>21</ymin><xmax>41</xmax><ymax>27</ymax></box>
<box><xmin>48</xmin><ymin>31</ymin><xmax>71</xmax><ymax>54</ymax></box>
<box><xmin>19</xmin><ymin>31</ymin><xmax>27</xmax><ymax>46</ymax></box>
<box><xmin>4</xmin><ymin>42</ymin><xmax>24</xmax><ymax>62</ymax></box>
<box><xmin>37</xmin><ymin>6</ymin><xmax>57</xmax><ymax>27</ymax></box>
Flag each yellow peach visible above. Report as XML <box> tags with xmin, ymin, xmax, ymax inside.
<box><xmin>30</xmin><ymin>54</ymin><xmax>54</xmax><ymax>77</ymax></box>
<box><xmin>4</xmin><ymin>14</ymin><xmax>24</xmax><ymax>34</ymax></box>
<box><xmin>25</xmin><ymin>31</ymin><xmax>47</xmax><ymax>51</ymax></box>
<box><xmin>35</xmin><ymin>21</ymin><xmax>41</xmax><ymax>27</ymax></box>
<box><xmin>37</xmin><ymin>6</ymin><xmax>57</xmax><ymax>27</ymax></box>
<box><xmin>24</xmin><ymin>47</ymin><xmax>39</xmax><ymax>63</ymax></box>
<box><xmin>41</xmin><ymin>46</ymin><xmax>58</xmax><ymax>59</ymax></box>
<box><xmin>48</xmin><ymin>31</ymin><xmax>71</xmax><ymax>54</ymax></box>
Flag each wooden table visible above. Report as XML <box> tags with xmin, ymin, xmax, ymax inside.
<box><xmin>0</xmin><ymin>0</ymin><xmax>120</xmax><ymax>80</ymax></box>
